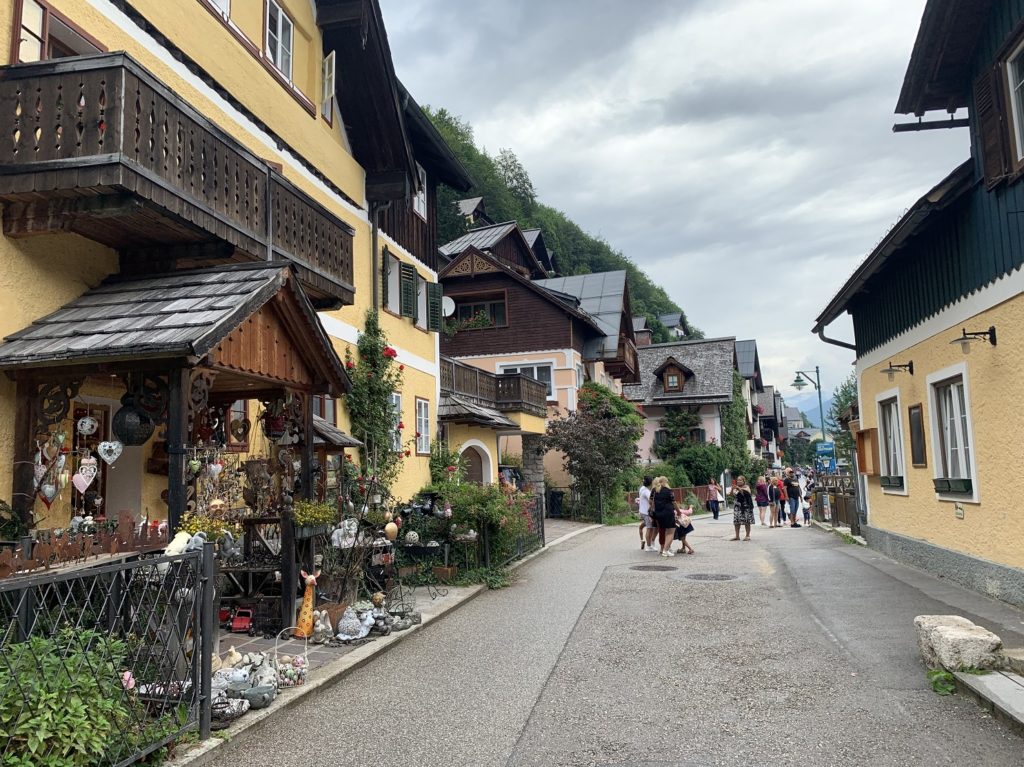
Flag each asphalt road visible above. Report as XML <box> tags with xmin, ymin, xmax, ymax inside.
<box><xmin>218</xmin><ymin>517</ymin><xmax>1024</xmax><ymax>766</ymax></box>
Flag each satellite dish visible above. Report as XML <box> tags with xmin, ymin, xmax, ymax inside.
<box><xmin>441</xmin><ymin>296</ymin><xmax>456</xmax><ymax>318</ymax></box>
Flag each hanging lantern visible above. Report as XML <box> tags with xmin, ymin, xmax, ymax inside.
<box><xmin>111</xmin><ymin>392</ymin><xmax>155</xmax><ymax>446</ymax></box>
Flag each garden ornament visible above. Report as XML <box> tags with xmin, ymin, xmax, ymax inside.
<box><xmin>404</xmin><ymin>530</ymin><xmax>420</xmax><ymax>545</ymax></box>
<box><xmin>97</xmin><ymin>440</ymin><xmax>123</xmax><ymax>466</ymax></box>
<box><xmin>334</xmin><ymin>606</ymin><xmax>372</xmax><ymax>641</ymax></box>
<box><xmin>38</xmin><ymin>482</ymin><xmax>58</xmax><ymax>508</ymax></box>
<box><xmin>311</xmin><ymin>609</ymin><xmax>333</xmax><ymax>644</ymax></box>
<box><xmin>293</xmin><ymin>569</ymin><xmax>321</xmax><ymax>639</ymax></box>
<box><xmin>219</xmin><ymin>530</ymin><xmax>244</xmax><ymax>564</ymax></box>
<box><xmin>229</xmin><ymin>417</ymin><xmax>251</xmax><ymax>442</ymax></box>
<box><xmin>185</xmin><ymin>531</ymin><xmax>208</xmax><ymax>552</ymax></box>
<box><xmin>76</xmin><ymin>415</ymin><xmax>99</xmax><ymax>436</ymax></box>
<box><xmin>384</xmin><ymin>521</ymin><xmax>398</xmax><ymax>541</ymax></box>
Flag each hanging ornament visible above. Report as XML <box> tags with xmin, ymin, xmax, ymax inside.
<box><xmin>39</xmin><ymin>482</ymin><xmax>58</xmax><ymax>508</ymax></box>
<box><xmin>229</xmin><ymin>418</ymin><xmax>250</xmax><ymax>442</ymax></box>
<box><xmin>112</xmin><ymin>392</ymin><xmax>155</xmax><ymax>446</ymax></box>
<box><xmin>76</xmin><ymin>416</ymin><xmax>99</xmax><ymax>436</ymax></box>
<box><xmin>97</xmin><ymin>440</ymin><xmax>124</xmax><ymax>466</ymax></box>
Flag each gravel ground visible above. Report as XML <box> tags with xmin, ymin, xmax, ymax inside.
<box><xmin>216</xmin><ymin>520</ymin><xmax>1023</xmax><ymax>767</ymax></box>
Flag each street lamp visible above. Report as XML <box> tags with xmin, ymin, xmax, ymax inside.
<box><xmin>791</xmin><ymin>365</ymin><xmax>826</xmax><ymax>446</ymax></box>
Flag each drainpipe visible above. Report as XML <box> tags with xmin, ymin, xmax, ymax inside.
<box><xmin>816</xmin><ymin>327</ymin><xmax>857</xmax><ymax>352</ymax></box>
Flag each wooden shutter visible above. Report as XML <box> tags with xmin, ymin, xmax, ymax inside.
<box><xmin>399</xmin><ymin>263</ymin><xmax>416</xmax><ymax>318</ymax></box>
<box><xmin>426</xmin><ymin>282</ymin><xmax>443</xmax><ymax>332</ymax></box>
<box><xmin>974</xmin><ymin>67</ymin><xmax>1010</xmax><ymax>188</ymax></box>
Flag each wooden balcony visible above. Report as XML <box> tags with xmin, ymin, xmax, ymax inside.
<box><xmin>606</xmin><ymin>337</ymin><xmax>639</xmax><ymax>383</ymax></box>
<box><xmin>0</xmin><ymin>53</ymin><xmax>354</xmax><ymax>308</ymax></box>
<box><xmin>439</xmin><ymin>357</ymin><xmax>547</xmax><ymax>418</ymax></box>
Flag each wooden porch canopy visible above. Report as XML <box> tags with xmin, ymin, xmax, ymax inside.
<box><xmin>0</xmin><ymin>262</ymin><xmax>350</xmax><ymax>530</ymax></box>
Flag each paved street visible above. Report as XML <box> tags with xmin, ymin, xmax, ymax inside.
<box><xmin>219</xmin><ymin>518</ymin><xmax>1024</xmax><ymax>766</ymax></box>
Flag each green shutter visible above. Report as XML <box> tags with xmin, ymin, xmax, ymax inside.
<box><xmin>426</xmin><ymin>282</ymin><xmax>443</xmax><ymax>332</ymax></box>
<box><xmin>381</xmin><ymin>247</ymin><xmax>390</xmax><ymax>308</ymax></box>
<box><xmin>399</xmin><ymin>263</ymin><xmax>416</xmax><ymax>318</ymax></box>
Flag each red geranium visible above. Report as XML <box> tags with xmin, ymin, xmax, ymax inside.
<box><xmin>345</xmin><ymin>361</ymin><xmax>355</xmax><ymax>369</ymax></box>
<box><xmin>398</xmin><ymin>422</ymin><xmax>405</xmax><ymax>430</ymax></box>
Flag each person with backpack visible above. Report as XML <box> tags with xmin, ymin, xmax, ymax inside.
<box><xmin>783</xmin><ymin>468</ymin><xmax>802</xmax><ymax>528</ymax></box>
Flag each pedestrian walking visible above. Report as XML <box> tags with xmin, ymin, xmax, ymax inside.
<box><xmin>783</xmin><ymin>467</ymin><xmax>802</xmax><ymax>528</ymax></box>
<box><xmin>768</xmin><ymin>474</ymin><xmax>782</xmax><ymax>527</ymax></box>
<box><xmin>730</xmin><ymin>476</ymin><xmax>755</xmax><ymax>541</ymax></box>
<box><xmin>755</xmin><ymin>476</ymin><xmax>770</xmax><ymax>526</ymax></box>
<box><xmin>636</xmin><ymin>476</ymin><xmax>656</xmax><ymax>551</ymax></box>
<box><xmin>707</xmin><ymin>478</ymin><xmax>723</xmax><ymax>520</ymax></box>
<box><xmin>776</xmin><ymin>476</ymin><xmax>788</xmax><ymax>523</ymax></box>
<box><xmin>673</xmin><ymin>503</ymin><xmax>695</xmax><ymax>554</ymax></box>
<box><xmin>651</xmin><ymin>476</ymin><xmax>678</xmax><ymax>557</ymax></box>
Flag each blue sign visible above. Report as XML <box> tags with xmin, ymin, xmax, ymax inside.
<box><xmin>816</xmin><ymin>441</ymin><xmax>835</xmax><ymax>457</ymax></box>
<box><xmin>817</xmin><ymin>457</ymin><xmax>836</xmax><ymax>473</ymax></box>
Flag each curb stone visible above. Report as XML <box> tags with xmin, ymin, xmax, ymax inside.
<box><xmin>810</xmin><ymin>519</ymin><xmax>867</xmax><ymax>546</ymax></box>
<box><xmin>166</xmin><ymin>522</ymin><xmax>602</xmax><ymax>766</ymax></box>
<box><xmin>954</xmin><ymin>670</ymin><xmax>1024</xmax><ymax>738</ymax></box>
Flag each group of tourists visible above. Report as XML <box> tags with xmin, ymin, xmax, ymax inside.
<box><xmin>635</xmin><ymin>467</ymin><xmax>815</xmax><ymax>556</ymax></box>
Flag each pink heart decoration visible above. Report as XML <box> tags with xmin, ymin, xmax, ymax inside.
<box><xmin>72</xmin><ymin>472</ymin><xmax>92</xmax><ymax>494</ymax></box>
<box><xmin>79</xmin><ymin>459</ymin><xmax>98</xmax><ymax>483</ymax></box>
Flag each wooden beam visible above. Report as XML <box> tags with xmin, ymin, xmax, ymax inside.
<box><xmin>166</xmin><ymin>367</ymin><xmax>189</xmax><ymax>532</ymax></box>
<box><xmin>11</xmin><ymin>379</ymin><xmax>36</xmax><ymax>528</ymax></box>
<box><xmin>120</xmin><ymin>241</ymin><xmax>235</xmax><ymax>273</ymax></box>
<box><xmin>3</xmin><ymin>195</ymin><xmax>143</xmax><ymax>238</ymax></box>
<box><xmin>316</xmin><ymin>0</ymin><xmax>365</xmax><ymax>27</ymax></box>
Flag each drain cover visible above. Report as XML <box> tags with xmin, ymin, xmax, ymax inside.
<box><xmin>630</xmin><ymin>565</ymin><xmax>678</xmax><ymax>572</ymax></box>
<box><xmin>685</xmin><ymin>573</ymin><xmax>737</xmax><ymax>581</ymax></box>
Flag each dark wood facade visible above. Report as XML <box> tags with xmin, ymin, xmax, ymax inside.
<box><xmin>0</xmin><ymin>53</ymin><xmax>355</xmax><ymax>308</ymax></box>
<box><xmin>441</xmin><ymin>271</ymin><xmax>594</xmax><ymax>357</ymax></box>
<box><xmin>439</xmin><ymin>356</ymin><xmax>547</xmax><ymax>418</ymax></box>
<box><xmin>379</xmin><ymin>179</ymin><xmax>438</xmax><ymax>269</ymax></box>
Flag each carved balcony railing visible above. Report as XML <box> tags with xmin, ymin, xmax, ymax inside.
<box><xmin>0</xmin><ymin>53</ymin><xmax>354</xmax><ymax>307</ymax></box>
<box><xmin>439</xmin><ymin>357</ymin><xmax>547</xmax><ymax>418</ymax></box>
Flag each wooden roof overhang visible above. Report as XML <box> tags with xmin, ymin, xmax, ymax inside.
<box><xmin>896</xmin><ymin>0</ymin><xmax>995</xmax><ymax>116</ymax></box>
<box><xmin>317</xmin><ymin>0</ymin><xmax>417</xmax><ymax>202</ymax></box>
<box><xmin>0</xmin><ymin>263</ymin><xmax>350</xmax><ymax>398</ymax></box>
<box><xmin>0</xmin><ymin>53</ymin><xmax>355</xmax><ymax>309</ymax></box>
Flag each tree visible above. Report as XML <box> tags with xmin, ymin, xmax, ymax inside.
<box><xmin>545</xmin><ymin>393</ymin><xmax>643</xmax><ymax>510</ymax></box>
<box><xmin>494</xmin><ymin>148</ymin><xmax>536</xmax><ymax>210</ymax></box>
<box><xmin>825</xmin><ymin>372</ymin><xmax>858</xmax><ymax>463</ymax></box>
<box><xmin>652</xmin><ymin>407</ymin><xmax>702</xmax><ymax>463</ymax></box>
<box><xmin>800</xmin><ymin>409</ymin><xmax>817</xmax><ymax>428</ymax></box>
<box><xmin>786</xmin><ymin>436</ymin><xmax>815</xmax><ymax>467</ymax></box>
<box><xmin>720</xmin><ymin>371</ymin><xmax>753</xmax><ymax>476</ymax></box>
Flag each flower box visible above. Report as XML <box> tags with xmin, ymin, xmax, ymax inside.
<box><xmin>933</xmin><ymin>477</ymin><xmax>972</xmax><ymax>494</ymax></box>
<box><xmin>294</xmin><ymin>523</ymin><xmax>333</xmax><ymax>540</ymax></box>
<box><xmin>879</xmin><ymin>476</ymin><xmax>904</xmax><ymax>489</ymax></box>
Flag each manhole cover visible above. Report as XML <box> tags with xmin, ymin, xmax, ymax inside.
<box><xmin>684</xmin><ymin>573</ymin><xmax>737</xmax><ymax>581</ymax></box>
<box><xmin>630</xmin><ymin>565</ymin><xmax>678</xmax><ymax>572</ymax></box>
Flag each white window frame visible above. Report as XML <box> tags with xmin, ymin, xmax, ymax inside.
<box><xmin>500</xmin><ymin>363</ymin><xmax>554</xmax><ymax>398</ymax></box>
<box><xmin>321</xmin><ymin>51</ymin><xmax>336</xmax><ymax>121</ymax></box>
<box><xmin>265</xmin><ymin>0</ymin><xmax>293</xmax><ymax>81</ymax></box>
<box><xmin>1006</xmin><ymin>40</ymin><xmax>1024</xmax><ymax>162</ymax></box>
<box><xmin>415</xmin><ymin>398</ymin><xmax>430</xmax><ymax>454</ymax></box>
<box><xmin>926</xmin><ymin>362</ymin><xmax>979</xmax><ymax>503</ymax></box>
<box><xmin>208</xmin><ymin>0</ymin><xmax>231</xmax><ymax>17</ymax></box>
<box><xmin>386</xmin><ymin>253</ymin><xmax>401</xmax><ymax>315</ymax></box>
<box><xmin>412</xmin><ymin>163</ymin><xmax>427</xmax><ymax>220</ymax></box>
<box><xmin>875</xmin><ymin>387</ymin><xmax>906</xmax><ymax>495</ymax></box>
<box><xmin>415</xmin><ymin>273</ymin><xmax>427</xmax><ymax>329</ymax></box>
<box><xmin>389</xmin><ymin>391</ymin><xmax>402</xmax><ymax>452</ymax></box>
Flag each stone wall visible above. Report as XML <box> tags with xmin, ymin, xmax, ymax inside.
<box><xmin>863</xmin><ymin>525</ymin><xmax>1024</xmax><ymax>609</ymax></box>
<box><xmin>521</xmin><ymin>434</ymin><xmax>546</xmax><ymax>517</ymax></box>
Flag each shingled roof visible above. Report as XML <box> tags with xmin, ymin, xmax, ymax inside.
<box><xmin>439</xmin><ymin>221</ymin><xmax>518</xmax><ymax>257</ymax></box>
<box><xmin>535</xmin><ymin>271</ymin><xmax>629</xmax><ymax>360</ymax></box>
<box><xmin>622</xmin><ymin>337</ymin><xmax>736</xmax><ymax>406</ymax></box>
<box><xmin>438</xmin><ymin>394</ymin><xmax>518</xmax><ymax>429</ymax></box>
<box><xmin>0</xmin><ymin>263</ymin><xmax>349</xmax><ymax>392</ymax></box>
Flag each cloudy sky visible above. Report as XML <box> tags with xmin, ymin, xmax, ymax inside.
<box><xmin>381</xmin><ymin>0</ymin><xmax>967</xmax><ymax>417</ymax></box>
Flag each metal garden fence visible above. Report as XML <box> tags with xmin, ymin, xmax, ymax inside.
<box><xmin>483</xmin><ymin>493</ymin><xmax>545</xmax><ymax>569</ymax></box>
<box><xmin>0</xmin><ymin>544</ymin><xmax>215</xmax><ymax>766</ymax></box>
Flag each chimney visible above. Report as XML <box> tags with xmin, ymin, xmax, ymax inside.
<box><xmin>636</xmin><ymin>329</ymin><xmax>653</xmax><ymax>347</ymax></box>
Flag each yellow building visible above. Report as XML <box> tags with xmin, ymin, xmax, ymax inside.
<box><xmin>814</xmin><ymin>0</ymin><xmax>1024</xmax><ymax>607</ymax></box>
<box><xmin>0</xmin><ymin>0</ymin><xmax>472</xmax><ymax>530</ymax></box>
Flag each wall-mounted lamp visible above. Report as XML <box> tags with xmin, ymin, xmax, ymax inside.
<box><xmin>950</xmin><ymin>325</ymin><xmax>996</xmax><ymax>354</ymax></box>
<box><xmin>880</xmin><ymin>360</ymin><xmax>914</xmax><ymax>382</ymax></box>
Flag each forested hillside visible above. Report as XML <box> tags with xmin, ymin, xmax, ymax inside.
<box><xmin>426</xmin><ymin>108</ymin><xmax>701</xmax><ymax>341</ymax></box>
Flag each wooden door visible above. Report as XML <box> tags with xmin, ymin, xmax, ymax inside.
<box><xmin>464</xmin><ymin>447</ymin><xmax>484</xmax><ymax>484</ymax></box>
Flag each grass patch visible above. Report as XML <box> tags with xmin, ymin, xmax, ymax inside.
<box><xmin>453</xmin><ymin>567</ymin><xmax>513</xmax><ymax>589</ymax></box>
<box><xmin>927</xmin><ymin>669</ymin><xmax>957</xmax><ymax>695</ymax></box>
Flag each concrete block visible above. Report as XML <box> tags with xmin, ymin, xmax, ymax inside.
<box><xmin>932</xmin><ymin>624</ymin><xmax>1002</xmax><ymax>670</ymax></box>
<box><xmin>914</xmin><ymin>614</ymin><xmax>974</xmax><ymax>668</ymax></box>
<box><xmin>999</xmin><ymin>647</ymin><xmax>1024</xmax><ymax>675</ymax></box>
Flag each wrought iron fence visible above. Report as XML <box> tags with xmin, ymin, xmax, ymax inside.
<box><xmin>548</xmin><ymin>486</ymin><xmax>604</xmax><ymax>523</ymax></box>
<box><xmin>482</xmin><ymin>493</ymin><xmax>545</xmax><ymax>569</ymax></box>
<box><xmin>0</xmin><ymin>544</ymin><xmax>215</xmax><ymax>766</ymax></box>
<box><xmin>812</xmin><ymin>484</ymin><xmax>860</xmax><ymax>536</ymax></box>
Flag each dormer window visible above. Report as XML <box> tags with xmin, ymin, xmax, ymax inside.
<box><xmin>652</xmin><ymin>356</ymin><xmax>693</xmax><ymax>394</ymax></box>
<box><xmin>665</xmin><ymin>371</ymin><xmax>682</xmax><ymax>392</ymax></box>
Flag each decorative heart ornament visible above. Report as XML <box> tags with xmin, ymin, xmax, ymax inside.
<box><xmin>33</xmin><ymin>462</ymin><xmax>47</xmax><ymax>483</ymax></box>
<box><xmin>76</xmin><ymin>416</ymin><xmax>99</xmax><ymax>436</ymax></box>
<box><xmin>79</xmin><ymin>456</ymin><xmax>98</xmax><ymax>482</ymax></box>
<box><xmin>229</xmin><ymin>418</ymin><xmax>250</xmax><ymax>442</ymax></box>
<box><xmin>206</xmin><ymin>461</ymin><xmax>223</xmax><ymax>479</ymax></box>
<box><xmin>72</xmin><ymin>472</ymin><xmax>92</xmax><ymax>494</ymax></box>
<box><xmin>39</xmin><ymin>482</ymin><xmax>58</xmax><ymax>508</ymax></box>
<box><xmin>188</xmin><ymin>458</ymin><xmax>202</xmax><ymax>475</ymax></box>
<box><xmin>97</xmin><ymin>440</ymin><xmax>123</xmax><ymax>466</ymax></box>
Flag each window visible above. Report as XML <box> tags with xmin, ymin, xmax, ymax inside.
<box><xmin>415</xmin><ymin>398</ymin><xmax>430</xmax><ymax>455</ymax></box>
<box><xmin>389</xmin><ymin>392</ymin><xmax>402</xmax><ymax>452</ymax></box>
<box><xmin>266</xmin><ymin>0</ymin><xmax>293</xmax><ymax>81</ymax></box>
<box><xmin>576</xmin><ymin>364</ymin><xmax>585</xmax><ymax>389</ymax></box>
<box><xmin>654</xmin><ymin>429</ymin><xmax>668</xmax><ymax>446</ymax></box>
<box><xmin>227</xmin><ymin>400</ymin><xmax>248</xmax><ymax>451</ymax></box>
<box><xmin>415</xmin><ymin>274</ymin><xmax>428</xmax><ymax>329</ymax></box>
<box><xmin>663</xmin><ymin>366</ymin><xmax>684</xmax><ymax>393</ymax></box>
<box><xmin>501</xmin><ymin>364</ymin><xmax>553</xmax><ymax>398</ymax></box>
<box><xmin>1009</xmin><ymin>46</ymin><xmax>1024</xmax><ymax>162</ymax></box>
<box><xmin>455</xmin><ymin>297</ymin><xmax>507</xmax><ymax>327</ymax></box>
<box><xmin>14</xmin><ymin>0</ymin><xmax>100</xmax><ymax>63</ymax></box>
<box><xmin>321</xmin><ymin>51</ymin><xmax>336</xmax><ymax>121</ymax></box>
<box><xmin>312</xmin><ymin>395</ymin><xmax>336</xmax><ymax>425</ymax></box>
<box><xmin>208</xmin><ymin>0</ymin><xmax>230</xmax><ymax>17</ymax></box>
<box><xmin>878</xmin><ymin>397</ymin><xmax>903</xmax><ymax>484</ymax></box>
<box><xmin>385</xmin><ymin>253</ymin><xmax>400</xmax><ymax>314</ymax></box>
<box><xmin>413</xmin><ymin>163</ymin><xmax>427</xmax><ymax>220</ymax></box>
<box><xmin>934</xmin><ymin>378</ymin><xmax>971</xmax><ymax>480</ymax></box>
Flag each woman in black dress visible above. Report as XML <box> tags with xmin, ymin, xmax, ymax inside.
<box><xmin>650</xmin><ymin>476</ymin><xmax>678</xmax><ymax>557</ymax></box>
<box><xmin>730</xmin><ymin>476</ymin><xmax>755</xmax><ymax>541</ymax></box>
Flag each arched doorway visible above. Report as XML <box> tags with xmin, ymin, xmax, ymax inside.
<box><xmin>463</xmin><ymin>446</ymin><xmax>485</xmax><ymax>483</ymax></box>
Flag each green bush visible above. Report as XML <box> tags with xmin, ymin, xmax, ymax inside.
<box><xmin>0</xmin><ymin>628</ymin><xmax>173</xmax><ymax>766</ymax></box>
<box><xmin>292</xmin><ymin>500</ymin><xmax>338</xmax><ymax>526</ymax></box>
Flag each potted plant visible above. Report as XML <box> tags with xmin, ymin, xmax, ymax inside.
<box><xmin>292</xmin><ymin>500</ymin><xmax>337</xmax><ymax>539</ymax></box>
